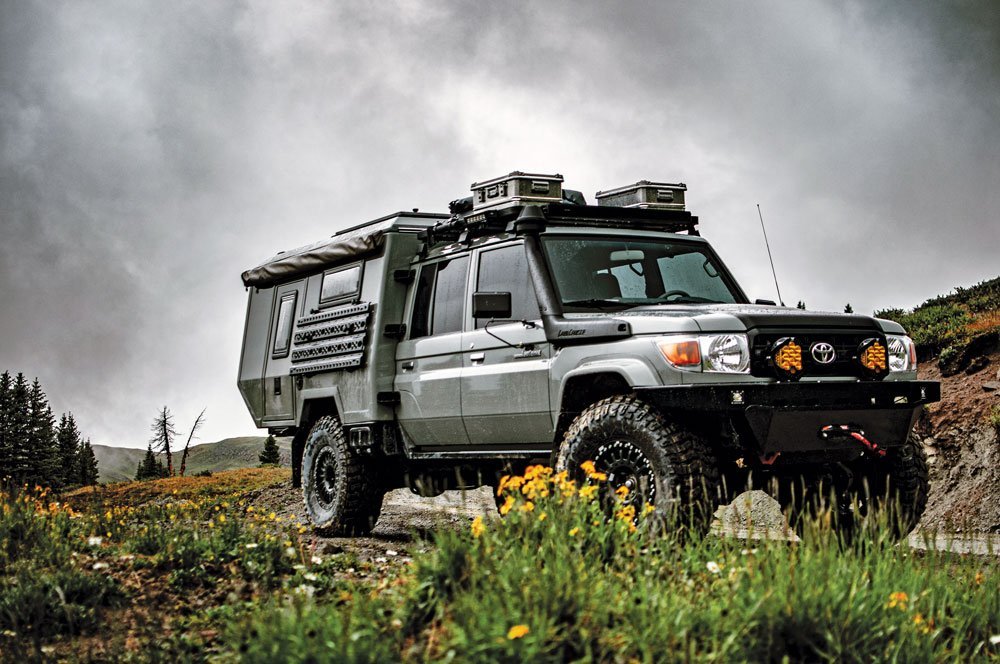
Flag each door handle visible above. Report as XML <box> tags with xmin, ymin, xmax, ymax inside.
<box><xmin>470</xmin><ymin>352</ymin><xmax>486</xmax><ymax>363</ymax></box>
<box><xmin>401</xmin><ymin>361</ymin><xmax>414</xmax><ymax>370</ymax></box>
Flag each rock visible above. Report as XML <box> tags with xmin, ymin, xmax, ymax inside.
<box><xmin>965</xmin><ymin>356</ymin><xmax>990</xmax><ymax>375</ymax></box>
<box><xmin>983</xmin><ymin>381</ymin><xmax>1000</xmax><ymax>393</ymax></box>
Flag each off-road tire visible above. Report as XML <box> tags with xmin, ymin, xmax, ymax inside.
<box><xmin>864</xmin><ymin>430</ymin><xmax>929</xmax><ymax>539</ymax></box>
<box><xmin>302</xmin><ymin>415</ymin><xmax>383</xmax><ymax>536</ymax></box>
<box><xmin>779</xmin><ymin>430</ymin><xmax>929</xmax><ymax>542</ymax></box>
<box><xmin>557</xmin><ymin>395</ymin><xmax>720</xmax><ymax>533</ymax></box>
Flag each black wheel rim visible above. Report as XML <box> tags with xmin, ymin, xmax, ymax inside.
<box><xmin>594</xmin><ymin>439</ymin><xmax>657</xmax><ymax>508</ymax></box>
<box><xmin>312</xmin><ymin>447</ymin><xmax>337</xmax><ymax>509</ymax></box>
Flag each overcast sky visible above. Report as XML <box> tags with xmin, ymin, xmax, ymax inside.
<box><xmin>1</xmin><ymin>0</ymin><xmax>997</xmax><ymax>449</ymax></box>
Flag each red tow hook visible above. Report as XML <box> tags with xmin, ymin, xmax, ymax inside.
<box><xmin>820</xmin><ymin>424</ymin><xmax>886</xmax><ymax>457</ymax></box>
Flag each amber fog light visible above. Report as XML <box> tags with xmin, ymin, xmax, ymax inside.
<box><xmin>770</xmin><ymin>337</ymin><xmax>803</xmax><ymax>380</ymax></box>
<box><xmin>858</xmin><ymin>338</ymin><xmax>889</xmax><ymax>379</ymax></box>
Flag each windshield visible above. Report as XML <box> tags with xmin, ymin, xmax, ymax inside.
<box><xmin>542</xmin><ymin>236</ymin><xmax>743</xmax><ymax>310</ymax></box>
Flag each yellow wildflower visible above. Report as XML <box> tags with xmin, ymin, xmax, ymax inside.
<box><xmin>520</xmin><ymin>501</ymin><xmax>535</xmax><ymax>512</ymax></box>
<box><xmin>580</xmin><ymin>461</ymin><xmax>596</xmax><ymax>475</ymax></box>
<box><xmin>615</xmin><ymin>505</ymin><xmax>636</xmax><ymax>523</ymax></box>
<box><xmin>471</xmin><ymin>516</ymin><xmax>485</xmax><ymax>538</ymax></box>
<box><xmin>218</xmin><ymin>514</ymin><xmax>226</xmax><ymax>523</ymax></box>
<box><xmin>887</xmin><ymin>591</ymin><xmax>909</xmax><ymax>610</ymax></box>
<box><xmin>499</xmin><ymin>495</ymin><xmax>515</xmax><ymax>516</ymax></box>
<box><xmin>912</xmin><ymin>613</ymin><xmax>933</xmax><ymax>634</ymax></box>
<box><xmin>507</xmin><ymin>624</ymin><xmax>530</xmax><ymax>640</ymax></box>
<box><xmin>579</xmin><ymin>485</ymin><xmax>599</xmax><ymax>500</ymax></box>
<box><xmin>505</xmin><ymin>476</ymin><xmax>526</xmax><ymax>492</ymax></box>
<box><xmin>496</xmin><ymin>475</ymin><xmax>511</xmax><ymax>496</ymax></box>
<box><xmin>569</xmin><ymin>527</ymin><xmax>580</xmax><ymax>536</ymax></box>
<box><xmin>643</xmin><ymin>503</ymin><xmax>656</xmax><ymax>515</ymax></box>
<box><xmin>590</xmin><ymin>471</ymin><xmax>607</xmax><ymax>482</ymax></box>
<box><xmin>615</xmin><ymin>485</ymin><xmax>630</xmax><ymax>500</ymax></box>
<box><xmin>538</xmin><ymin>512</ymin><xmax>547</xmax><ymax>522</ymax></box>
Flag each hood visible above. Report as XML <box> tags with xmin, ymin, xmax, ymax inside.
<box><xmin>566</xmin><ymin>304</ymin><xmax>904</xmax><ymax>336</ymax></box>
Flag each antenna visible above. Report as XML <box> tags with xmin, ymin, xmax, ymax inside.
<box><xmin>756</xmin><ymin>204</ymin><xmax>785</xmax><ymax>306</ymax></box>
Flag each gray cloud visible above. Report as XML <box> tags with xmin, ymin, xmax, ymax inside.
<box><xmin>1</xmin><ymin>0</ymin><xmax>997</xmax><ymax>447</ymax></box>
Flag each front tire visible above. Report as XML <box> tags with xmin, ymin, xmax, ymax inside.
<box><xmin>778</xmin><ymin>431</ymin><xmax>929</xmax><ymax>542</ymax></box>
<box><xmin>557</xmin><ymin>396</ymin><xmax>720</xmax><ymax>533</ymax></box>
<box><xmin>302</xmin><ymin>415</ymin><xmax>383</xmax><ymax>536</ymax></box>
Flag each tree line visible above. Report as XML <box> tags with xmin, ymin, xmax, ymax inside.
<box><xmin>0</xmin><ymin>371</ymin><xmax>98</xmax><ymax>489</ymax></box>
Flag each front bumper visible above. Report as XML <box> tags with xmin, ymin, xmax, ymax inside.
<box><xmin>634</xmin><ymin>380</ymin><xmax>940</xmax><ymax>454</ymax></box>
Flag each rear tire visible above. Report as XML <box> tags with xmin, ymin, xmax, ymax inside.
<box><xmin>302</xmin><ymin>415</ymin><xmax>383</xmax><ymax>536</ymax></box>
<box><xmin>557</xmin><ymin>396</ymin><xmax>720</xmax><ymax>533</ymax></box>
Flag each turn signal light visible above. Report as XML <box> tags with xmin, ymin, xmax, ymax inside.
<box><xmin>659</xmin><ymin>339</ymin><xmax>701</xmax><ymax>368</ymax></box>
<box><xmin>771</xmin><ymin>338</ymin><xmax>803</xmax><ymax>380</ymax></box>
<box><xmin>858</xmin><ymin>338</ymin><xmax>889</xmax><ymax>379</ymax></box>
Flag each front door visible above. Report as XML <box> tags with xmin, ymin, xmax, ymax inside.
<box><xmin>461</xmin><ymin>242</ymin><xmax>552</xmax><ymax>446</ymax></box>
<box><xmin>394</xmin><ymin>254</ymin><xmax>471</xmax><ymax>447</ymax></box>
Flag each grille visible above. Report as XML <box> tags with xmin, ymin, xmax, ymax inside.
<box><xmin>749</xmin><ymin>330</ymin><xmax>884</xmax><ymax>380</ymax></box>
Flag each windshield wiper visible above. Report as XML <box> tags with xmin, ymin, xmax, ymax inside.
<box><xmin>654</xmin><ymin>295</ymin><xmax>721</xmax><ymax>304</ymax></box>
<box><xmin>562</xmin><ymin>298</ymin><xmax>630</xmax><ymax>310</ymax></box>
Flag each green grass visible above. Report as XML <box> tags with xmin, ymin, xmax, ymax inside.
<box><xmin>3</xmin><ymin>468</ymin><xmax>998</xmax><ymax>662</ymax></box>
<box><xmin>226</xmin><ymin>468</ymin><xmax>999</xmax><ymax>663</ymax></box>
<box><xmin>876</xmin><ymin>275</ymin><xmax>1000</xmax><ymax>361</ymax></box>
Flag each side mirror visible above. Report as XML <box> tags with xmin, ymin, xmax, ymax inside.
<box><xmin>754</xmin><ymin>298</ymin><xmax>777</xmax><ymax>306</ymax></box>
<box><xmin>473</xmin><ymin>292</ymin><xmax>512</xmax><ymax>319</ymax></box>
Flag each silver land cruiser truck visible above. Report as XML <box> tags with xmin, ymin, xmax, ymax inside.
<box><xmin>238</xmin><ymin>172</ymin><xmax>940</xmax><ymax>537</ymax></box>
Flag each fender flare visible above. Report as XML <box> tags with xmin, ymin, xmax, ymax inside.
<box><xmin>556</xmin><ymin>358</ymin><xmax>661</xmax><ymax>410</ymax></box>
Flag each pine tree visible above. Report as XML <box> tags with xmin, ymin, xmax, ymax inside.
<box><xmin>77</xmin><ymin>439</ymin><xmax>99</xmax><ymax>486</ymax></box>
<box><xmin>259</xmin><ymin>435</ymin><xmax>280</xmax><ymax>466</ymax></box>
<box><xmin>27</xmin><ymin>378</ymin><xmax>59</xmax><ymax>488</ymax></box>
<box><xmin>7</xmin><ymin>373</ymin><xmax>32</xmax><ymax>486</ymax></box>
<box><xmin>56</xmin><ymin>414</ymin><xmax>82</xmax><ymax>488</ymax></box>
<box><xmin>0</xmin><ymin>371</ymin><xmax>12</xmax><ymax>482</ymax></box>
<box><xmin>136</xmin><ymin>444</ymin><xmax>166</xmax><ymax>480</ymax></box>
<box><xmin>844</xmin><ymin>303</ymin><xmax>854</xmax><ymax>314</ymax></box>
<box><xmin>796</xmin><ymin>301</ymin><xmax>806</xmax><ymax>310</ymax></box>
<box><xmin>150</xmin><ymin>406</ymin><xmax>178</xmax><ymax>476</ymax></box>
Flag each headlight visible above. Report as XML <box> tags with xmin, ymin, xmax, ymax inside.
<box><xmin>886</xmin><ymin>334</ymin><xmax>917</xmax><ymax>372</ymax></box>
<box><xmin>701</xmin><ymin>334</ymin><xmax>750</xmax><ymax>373</ymax></box>
<box><xmin>657</xmin><ymin>334</ymin><xmax>750</xmax><ymax>374</ymax></box>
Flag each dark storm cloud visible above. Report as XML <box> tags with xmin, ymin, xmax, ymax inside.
<box><xmin>1</xmin><ymin>1</ymin><xmax>997</xmax><ymax>447</ymax></box>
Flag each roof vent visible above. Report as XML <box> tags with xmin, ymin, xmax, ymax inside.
<box><xmin>595</xmin><ymin>180</ymin><xmax>687</xmax><ymax>210</ymax></box>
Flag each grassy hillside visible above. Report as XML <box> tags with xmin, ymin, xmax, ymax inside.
<box><xmin>877</xmin><ymin>275</ymin><xmax>1000</xmax><ymax>364</ymax></box>
<box><xmin>92</xmin><ymin>436</ymin><xmax>291</xmax><ymax>482</ymax></box>
<box><xmin>5</xmin><ymin>468</ymin><xmax>997</xmax><ymax>662</ymax></box>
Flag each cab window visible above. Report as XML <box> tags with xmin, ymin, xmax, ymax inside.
<box><xmin>475</xmin><ymin>244</ymin><xmax>539</xmax><ymax>328</ymax></box>
<box><xmin>410</xmin><ymin>256</ymin><xmax>470</xmax><ymax>339</ymax></box>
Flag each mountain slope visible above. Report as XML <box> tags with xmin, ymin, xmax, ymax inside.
<box><xmin>92</xmin><ymin>436</ymin><xmax>291</xmax><ymax>483</ymax></box>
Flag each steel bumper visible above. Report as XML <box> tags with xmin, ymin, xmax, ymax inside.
<box><xmin>633</xmin><ymin>380</ymin><xmax>940</xmax><ymax>454</ymax></box>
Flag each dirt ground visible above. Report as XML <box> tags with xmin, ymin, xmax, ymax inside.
<box><xmin>918</xmin><ymin>348</ymin><xmax>1000</xmax><ymax>532</ymax></box>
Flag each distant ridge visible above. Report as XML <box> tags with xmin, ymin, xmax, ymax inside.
<box><xmin>91</xmin><ymin>436</ymin><xmax>292</xmax><ymax>483</ymax></box>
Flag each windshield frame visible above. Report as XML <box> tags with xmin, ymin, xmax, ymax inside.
<box><xmin>539</xmin><ymin>231</ymin><xmax>750</xmax><ymax>312</ymax></box>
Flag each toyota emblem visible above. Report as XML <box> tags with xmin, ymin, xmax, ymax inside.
<box><xmin>810</xmin><ymin>342</ymin><xmax>836</xmax><ymax>365</ymax></box>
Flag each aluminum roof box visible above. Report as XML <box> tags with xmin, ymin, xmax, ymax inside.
<box><xmin>595</xmin><ymin>180</ymin><xmax>687</xmax><ymax>210</ymax></box>
<box><xmin>470</xmin><ymin>171</ymin><xmax>564</xmax><ymax>211</ymax></box>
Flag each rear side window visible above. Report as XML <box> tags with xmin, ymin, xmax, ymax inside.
<box><xmin>272</xmin><ymin>291</ymin><xmax>297</xmax><ymax>358</ymax></box>
<box><xmin>410</xmin><ymin>256</ymin><xmax>470</xmax><ymax>339</ymax></box>
<box><xmin>320</xmin><ymin>263</ymin><xmax>362</xmax><ymax>305</ymax></box>
<box><xmin>476</xmin><ymin>244</ymin><xmax>539</xmax><ymax>328</ymax></box>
